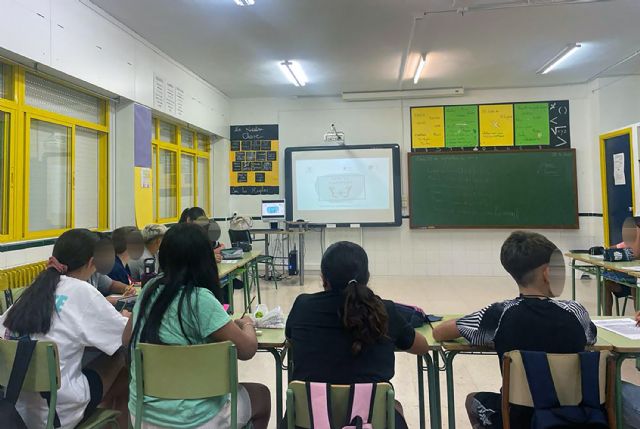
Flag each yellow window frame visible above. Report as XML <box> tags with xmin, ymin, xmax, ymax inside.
<box><xmin>152</xmin><ymin>118</ymin><xmax>212</xmax><ymax>222</ymax></box>
<box><xmin>0</xmin><ymin>106</ymin><xmax>16</xmax><ymax>242</ymax></box>
<box><xmin>23</xmin><ymin>113</ymin><xmax>74</xmax><ymax>240</ymax></box>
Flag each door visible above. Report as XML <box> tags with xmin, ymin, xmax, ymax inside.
<box><xmin>601</xmin><ymin>129</ymin><xmax>634</xmax><ymax>246</ymax></box>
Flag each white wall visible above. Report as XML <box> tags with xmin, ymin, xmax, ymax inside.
<box><xmin>0</xmin><ymin>0</ymin><xmax>230</xmax><ymax>137</ymax></box>
<box><xmin>224</xmin><ymin>84</ymin><xmax>612</xmax><ymax>277</ymax></box>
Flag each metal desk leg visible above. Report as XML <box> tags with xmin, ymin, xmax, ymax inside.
<box><xmin>445</xmin><ymin>351</ymin><xmax>460</xmax><ymax>429</ymax></box>
<box><xmin>571</xmin><ymin>259</ymin><xmax>576</xmax><ymax>301</ymax></box>
<box><xmin>268</xmin><ymin>348</ymin><xmax>284</xmax><ymax>429</ymax></box>
<box><xmin>596</xmin><ymin>266</ymin><xmax>603</xmax><ymax>316</ymax></box>
<box><xmin>615</xmin><ymin>354</ymin><xmax>625</xmax><ymax>429</ymax></box>
<box><xmin>264</xmin><ymin>233</ymin><xmax>271</xmax><ymax>280</ymax></box>
<box><xmin>253</xmin><ymin>260</ymin><xmax>262</xmax><ymax>304</ymax></box>
<box><xmin>299</xmin><ymin>232</ymin><xmax>305</xmax><ymax>286</ymax></box>
<box><xmin>242</xmin><ymin>268</ymin><xmax>250</xmax><ymax>310</ymax></box>
<box><xmin>433</xmin><ymin>351</ymin><xmax>442</xmax><ymax>429</ymax></box>
<box><xmin>417</xmin><ymin>355</ymin><xmax>426</xmax><ymax>429</ymax></box>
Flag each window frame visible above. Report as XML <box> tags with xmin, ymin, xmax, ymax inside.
<box><xmin>0</xmin><ymin>64</ymin><xmax>109</xmax><ymax>242</ymax></box>
<box><xmin>151</xmin><ymin>118</ymin><xmax>211</xmax><ymax>222</ymax></box>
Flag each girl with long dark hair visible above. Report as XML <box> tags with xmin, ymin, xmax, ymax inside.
<box><xmin>128</xmin><ymin>223</ymin><xmax>270</xmax><ymax>429</ymax></box>
<box><xmin>0</xmin><ymin>229</ymin><xmax>132</xmax><ymax>428</ymax></box>
<box><xmin>285</xmin><ymin>241</ymin><xmax>430</xmax><ymax>428</ymax></box>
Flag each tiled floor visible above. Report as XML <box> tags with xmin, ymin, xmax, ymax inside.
<box><xmin>236</xmin><ymin>273</ymin><xmax>640</xmax><ymax>428</ymax></box>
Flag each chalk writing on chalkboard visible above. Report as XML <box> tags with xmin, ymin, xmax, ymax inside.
<box><xmin>549</xmin><ymin>100</ymin><xmax>570</xmax><ymax>147</ymax></box>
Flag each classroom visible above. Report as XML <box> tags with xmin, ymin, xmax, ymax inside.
<box><xmin>0</xmin><ymin>0</ymin><xmax>640</xmax><ymax>428</ymax></box>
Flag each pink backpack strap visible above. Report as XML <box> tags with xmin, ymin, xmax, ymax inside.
<box><xmin>347</xmin><ymin>383</ymin><xmax>377</xmax><ymax>425</ymax></box>
<box><xmin>307</xmin><ymin>382</ymin><xmax>333</xmax><ymax>429</ymax></box>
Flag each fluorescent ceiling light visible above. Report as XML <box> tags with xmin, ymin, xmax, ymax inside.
<box><xmin>413</xmin><ymin>53</ymin><xmax>427</xmax><ymax>84</ymax></box>
<box><xmin>234</xmin><ymin>0</ymin><xmax>255</xmax><ymax>6</ymax></box>
<box><xmin>279</xmin><ymin>60</ymin><xmax>307</xmax><ymax>87</ymax></box>
<box><xmin>537</xmin><ymin>43</ymin><xmax>582</xmax><ymax>74</ymax></box>
<box><xmin>342</xmin><ymin>87</ymin><xmax>464</xmax><ymax>102</ymax></box>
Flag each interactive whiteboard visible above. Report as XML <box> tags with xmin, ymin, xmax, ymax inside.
<box><xmin>285</xmin><ymin>145</ymin><xmax>402</xmax><ymax>226</ymax></box>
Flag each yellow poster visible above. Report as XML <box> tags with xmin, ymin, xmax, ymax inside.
<box><xmin>479</xmin><ymin>104</ymin><xmax>514</xmax><ymax>147</ymax></box>
<box><xmin>134</xmin><ymin>167</ymin><xmax>153</xmax><ymax>228</ymax></box>
<box><xmin>411</xmin><ymin>106</ymin><xmax>445</xmax><ymax>149</ymax></box>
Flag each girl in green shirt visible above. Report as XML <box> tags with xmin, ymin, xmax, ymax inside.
<box><xmin>129</xmin><ymin>223</ymin><xmax>271</xmax><ymax>429</ymax></box>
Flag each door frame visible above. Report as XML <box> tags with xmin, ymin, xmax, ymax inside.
<box><xmin>600</xmin><ymin>127</ymin><xmax>636</xmax><ymax>246</ymax></box>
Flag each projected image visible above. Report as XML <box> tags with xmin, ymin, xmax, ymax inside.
<box><xmin>296</xmin><ymin>157</ymin><xmax>389</xmax><ymax>211</ymax></box>
<box><xmin>316</xmin><ymin>174</ymin><xmax>366</xmax><ymax>202</ymax></box>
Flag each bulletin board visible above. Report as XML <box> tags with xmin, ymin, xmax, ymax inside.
<box><xmin>229</xmin><ymin>124</ymin><xmax>280</xmax><ymax>195</ymax></box>
<box><xmin>410</xmin><ymin>100</ymin><xmax>570</xmax><ymax>150</ymax></box>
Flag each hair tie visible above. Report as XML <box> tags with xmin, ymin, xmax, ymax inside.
<box><xmin>47</xmin><ymin>256</ymin><xmax>68</xmax><ymax>274</ymax></box>
<box><xmin>347</xmin><ymin>279</ymin><xmax>358</xmax><ymax>287</ymax></box>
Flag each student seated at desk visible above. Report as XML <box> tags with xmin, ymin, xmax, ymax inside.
<box><xmin>0</xmin><ymin>229</ymin><xmax>132</xmax><ymax>428</ymax></box>
<box><xmin>90</xmin><ymin>235</ymin><xmax>136</xmax><ymax>302</ymax></box>
<box><xmin>129</xmin><ymin>223</ymin><xmax>270</xmax><ymax>429</ymax></box>
<box><xmin>180</xmin><ymin>207</ymin><xmax>224</xmax><ymax>263</ymax></box>
<box><xmin>129</xmin><ymin>224</ymin><xmax>167</xmax><ymax>282</ymax></box>
<box><xmin>107</xmin><ymin>226</ymin><xmax>144</xmax><ymax>285</ymax></box>
<box><xmin>433</xmin><ymin>231</ymin><xmax>597</xmax><ymax>429</ymax></box>
<box><xmin>604</xmin><ymin>217</ymin><xmax>640</xmax><ymax>316</ymax></box>
<box><xmin>285</xmin><ymin>241</ymin><xmax>430</xmax><ymax>429</ymax></box>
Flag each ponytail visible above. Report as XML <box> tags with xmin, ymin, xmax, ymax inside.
<box><xmin>4</xmin><ymin>268</ymin><xmax>61</xmax><ymax>335</ymax></box>
<box><xmin>341</xmin><ymin>279</ymin><xmax>389</xmax><ymax>355</ymax></box>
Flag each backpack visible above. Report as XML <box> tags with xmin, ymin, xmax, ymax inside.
<box><xmin>305</xmin><ymin>383</ymin><xmax>376</xmax><ymax>429</ymax></box>
<box><xmin>520</xmin><ymin>351</ymin><xmax>609</xmax><ymax>429</ymax></box>
<box><xmin>0</xmin><ymin>338</ymin><xmax>37</xmax><ymax>429</ymax></box>
<box><xmin>394</xmin><ymin>303</ymin><xmax>442</xmax><ymax>328</ymax></box>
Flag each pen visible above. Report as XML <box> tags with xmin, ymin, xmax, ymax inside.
<box><xmin>241</xmin><ymin>296</ymin><xmax>256</xmax><ymax>319</ymax></box>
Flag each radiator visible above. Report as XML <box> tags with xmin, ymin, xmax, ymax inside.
<box><xmin>0</xmin><ymin>261</ymin><xmax>47</xmax><ymax>291</ymax></box>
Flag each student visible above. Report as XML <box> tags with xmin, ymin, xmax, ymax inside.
<box><xmin>91</xmin><ymin>235</ymin><xmax>135</xmax><ymax>300</ymax></box>
<box><xmin>107</xmin><ymin>226</ymin><xmax>142</xmax><ymax>285</ymax></box>
<box><xmin>0</xmin><ymin>229</ymin><xmax>132</xmax><ymax>428</ymax></box>
<box><xmin>604</xmin><ymin>217</ymin><xmax>640</xmax><ymax>315</ymax></box>
<box><xmin>433</xmin><ymin>231</ymin><xmax>597</xmax><ymax>429</ymax></box>
<box><xmin>129</xmin><ymin>224</ymin><xmax>167</xmax><ymax>282</ymax></box>
<box><xmin>285</xmin><ymin>241</ymin><xmax>430</xmax><ymax>429</ymax></box>
<box><xmin>179</xmin><ymin>206</ymin><xmax>207</xmax><ymax>224</ymax></box>
<box><xmin>128</xmin><ymin>223</ymin><xmax>271</xmax><ymax>429</ymax></box>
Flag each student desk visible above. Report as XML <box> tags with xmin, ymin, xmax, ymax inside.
<box><xmin>218</xmin><ymin>250</ymin><xmax>262</xmax><ymax>313</ymax></box>
<box><xmin>594</xmin><ymin>322</ymin><xmax>640</xmax><ymax>428</ymax></box>
<box><xmin>565</xmin><ymin>252</ymin><xmax>640</xmax><ymax>315</ymax></box>
<box><xmin>429</xmin><ymin>314</ymin><xmax>614</xmax><ymax>429</ymax></box>
<box><xmin>255</xmin><ymin>327</ymin><xmax>288</xmax><ymax>429</ymax></box>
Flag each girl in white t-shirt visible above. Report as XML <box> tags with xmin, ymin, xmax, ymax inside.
<box><xmin>1</xmin><ymin>229</ymin><xmax>132</xmax><ymax>429</ymax></box>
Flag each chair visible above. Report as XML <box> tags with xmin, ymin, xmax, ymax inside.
<box><xmin>501</xmin><ymin>350</ymin><xmax>615</xmax><ymax>429</ymax></box>
<box><xmin>615</xmin><ymin>293</ymin><xmax>635</xmax><ymax>316</ymax></box>
<box><xmin>133</xmin><ymin>342</ymin><xmax>250</xmax><ymax>429</ymax></box>
<box><xmin>286</xmin><ymin>381</ymin><xmax>396</xmax><ymax>429</ymax></box>
<box><xmin>229</xmin><ymin>229</ymin><xmax>278</xmax><ymax>289</ymax></box>
<box><xmin>0</xmin><ymin>339</ymin><xmax>120</xmax><ymax>429</ymax></box>
<box><xmin>1</xmin><ymin>286</ymin><xmax>28</xmax><ymax>313</ymax></box>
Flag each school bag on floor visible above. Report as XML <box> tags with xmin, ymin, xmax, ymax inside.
<box><xmin>0</xmin><ymin>338</ymin><xmax>37</xmax><ymax>429</ymax></box>
<box><xmin>520</xmin><ymin>351</ymin><xmax>609</xmax><ymax>429</ymax></box>
<box><xmin>305</xmin><ymin>383</ymin><xmax>376</xmax><ymax>429</ymax></box>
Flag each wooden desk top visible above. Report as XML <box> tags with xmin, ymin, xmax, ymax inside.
<box><xmin>217</xmin><ymin>250</ymin><xmax>262</xmax><ymax>277</ymax></box>
<box><xmin>565</xmin><ymin>252</ymin><xmax>640</xmax><ymax>279</ymax></box>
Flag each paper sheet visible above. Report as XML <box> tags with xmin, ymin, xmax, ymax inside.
<box><xmin>593</xmin><ymin>318</ymin><xmax>640</xmax><ymax>340</ymax></box>
<box><xmin>613</xmin><ymin>152</ymin><xmax>626</xmax><ymax>186</ymax></box>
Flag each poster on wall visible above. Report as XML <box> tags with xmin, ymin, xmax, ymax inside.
<box><xmin>229</xmin><ymin>124</ymin><xmax>279</xmax><ymax>195</ymax></box>
<box><xmin>410</xmin><ymin>100</ymin><xmax>570</xmax><ymax>150</ymax></box>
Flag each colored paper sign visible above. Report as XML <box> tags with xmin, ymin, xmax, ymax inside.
<box><xmin>229</xmin><ymin>125</ymin><xmax>279</xmax><ymax>195</ymax></box>
<box><xmin>444</xmin><ymin>105</ymin><xmax>479</xmax><ymax>148</ymax></box>
<box><xmin>411</xmin><ymin>107</ymin><xmax>445</xmax><ymax>149</ymax></box>
<box><xmin>479</xmin><ymin>104</ymin><xmax>514</xmax><ymax>147</ymax></box>
<box><xmin>515</xmin><ymin>103</ymin><xmax>550</xmax><ymax>146</ymax></box>
<box><xmin>549</xmin><ymin>100</ymin><xmax>570</xmax><ymax>147</ymax></box>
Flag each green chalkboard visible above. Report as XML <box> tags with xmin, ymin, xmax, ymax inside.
<box><xmin>408</xmin><ymin>149</ymin><xmax>578</xmax><ymax>228</ymax></box>
<box><xmin>445</xmin><ymin>105</ymin><xmax>479</xmax><ymax>147</ymax></box>
<box><xmin>515</xmin><ymin>103</ymin><xmax>550</xmax><ymax>146</ymax></box>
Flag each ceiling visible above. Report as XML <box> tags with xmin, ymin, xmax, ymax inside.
<box><xmin>90</xmin><ymin>0</ymin><xmax>640</xmax><ymax>98</ymax></box>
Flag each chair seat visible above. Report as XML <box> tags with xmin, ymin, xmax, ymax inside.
<box><xmin>76</xmin><ymin>408</ymin><xmax>120</xmax><ymax>429</ymax></box>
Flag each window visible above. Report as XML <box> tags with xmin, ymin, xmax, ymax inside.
<box><xmin>158</xmin><ymin>149</ymin><xmax>177</xmax><ymax>220</ymax></box>
<box><xmin>28</xmin><ymin>120</ymin><xmax>70</xmax><ymax>232</ymax></box>
<box><xmin>151</xmin><ymin>118</ymin><xmax>211</xmax><ymax>222</ymax></box>
<box><xmin>0</xmin><ymin>63</ymin><xmax>109</xmax><ymax>241</ymax></box>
